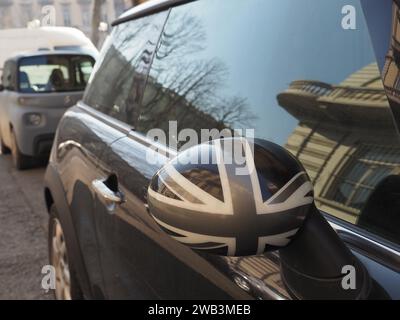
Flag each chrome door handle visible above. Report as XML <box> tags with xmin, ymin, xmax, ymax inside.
<box><xmin>92</xmin><ymin>179</ymin><xmax>125</xmax><ymax>205</ymax></box>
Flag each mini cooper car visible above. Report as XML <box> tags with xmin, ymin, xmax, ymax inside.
<box><xmin>43</xmin><ymin>0</ymin><xmax>400</xmax><ymax>300</ymax></box>
<box><xmin>0</xmin><ymin>51</ymin><xmax>96</xmax><ymax>169</ymax></box>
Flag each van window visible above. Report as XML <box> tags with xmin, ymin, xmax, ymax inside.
<box><xmin>139</xmin><ymin>0</ymin><xmax>400</xmax><ymax>246</ymax></box>
<box><xmin>18</xmin><ymin>55</ymin><xmax>94</xmax><ymax>93</ymax></box>
<box><xmin>83</xmin><ymin>11</ymin><xmax>168</xmax><ymax>124</ymax></box>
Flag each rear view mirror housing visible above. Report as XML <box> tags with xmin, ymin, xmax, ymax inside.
<box><xmin>147</xmin><ymin>137</ymin><xmax>314</xmax><ymax>256</ymax></box>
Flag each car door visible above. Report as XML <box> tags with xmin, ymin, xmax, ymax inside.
<box><xmin>53</xmin><ymin>35</ymin><xmax>127</xmax><ymax>297</ymax></box>
<box><xmin>86</xmin><ymin>5</ymin><xmax>251</xmax><ymax>299</ymax></box>
<box><xmin>90</xmin><ymin>12</ymin><xmax>173</xmax><ymax>298</ymax></box>
<box><xmin>54</xmin><ymin>107</ymin><xmax>126</xmax><ymax>298</ymax></box>
<box><xmin>98</xmin><ymin>130</ymin><xmax>255</xmax><ymax>299</ymax></box>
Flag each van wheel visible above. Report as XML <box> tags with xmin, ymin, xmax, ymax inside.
<box><xmin>48</xmin><ymin>205</ymin><xmax>84</xmax><ymax>300</ymax></box>
<box><xmin>10</xmin><ymin>130</ymin><xmax>31</xmax><ymax>170</ymax></box>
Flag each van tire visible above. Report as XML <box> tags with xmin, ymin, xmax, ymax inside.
<box><xmin>10</xmin><ymin>129</ymin><xmax>31</xmax><ymax>170</ymax></box>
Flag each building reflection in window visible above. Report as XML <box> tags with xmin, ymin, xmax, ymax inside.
<box><xmin>278</xmin><ymin>63</ymin><xmax>400</xmax><ymax>245</ymax></box>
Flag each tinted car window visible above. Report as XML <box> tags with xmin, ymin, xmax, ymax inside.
<box><xmin>138</xmin><ymin>0</ymin><xmax>400</xmax><ymax>246</ymax></box>
<box><xmin>83</xmin><ymin>11</ymin><xmax>168</xmax><ymax>124</ymax></box>
<box><xmin>19</xmin><ymin>55</ymin><xmax>94</xmax><ymax>93</ymax></box>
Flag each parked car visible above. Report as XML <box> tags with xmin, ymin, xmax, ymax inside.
<box><xmin>0</xmin><ymin>51</ymin><xmax>96</xmax><ymax>169</ymax></box>
<box><xmin>43</xmin><ymin>0</ymin><xmax>400</xmax><ymax>300</ymax></box>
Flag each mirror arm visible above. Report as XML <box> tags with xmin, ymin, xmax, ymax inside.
<box><xmin>279</xmin><ymin>204</ymin><xmax>376</xmax><ymax>299</ymax></box>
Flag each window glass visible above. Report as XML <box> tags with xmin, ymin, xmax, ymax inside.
<box><xmin>83</xmin><ymin>11</ymin><xmax>168</xmax><ymax>124</ymax></box>
<box><xmin>140</xmin><ymin>0</ymin><xmax>400</xmax><ymax>245</ymax></box>
<box><xmin>19</xmin><ymin>55</ymin><xmax>94</xmax><ymax>93</ymax></box>
<box><xmin>77</xmin><ymin>60</ymin><xmax>93</xmax><ymax>85</ymax></box>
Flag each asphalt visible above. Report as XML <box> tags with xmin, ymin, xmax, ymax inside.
<box><xmin>0</xmin><ymin>152</ymin><xmax>52</xmax><ymax>299</ymax></box>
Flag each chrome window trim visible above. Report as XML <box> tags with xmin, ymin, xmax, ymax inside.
<box><xmin>331</xmin><ymin>221</ymin><xmax>400</xmax><ymax>257</ymax></box>
<box><xmin>76</xmin><ymin>101</ymin><xmax>177</xmax><ymax>159</ymax></box>
<box><xmin>76</xmin><ymin>101</ymin><xmax>132</xmax><ymax>135</ymax></box>
<box><xmin>326</xmin><ymin>214</ymin><xmax>400</xmax><ymax>272</ymax></box>
<box><xmin>112</xmin><ymin>0</ymin><xmax>195</xmax><ymax>26</ymax></box>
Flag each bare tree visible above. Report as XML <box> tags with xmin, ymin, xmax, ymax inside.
<box><xmin>209</xmin><ymin>96</ymin><xmax>257</xmax><ymax>129</ymax></box>
<box><xmin>136</xmin><ymin>11</ymin><xmax>256</xmax><ymax>133</ymax></box>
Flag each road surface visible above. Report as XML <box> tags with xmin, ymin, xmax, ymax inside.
<box><xmin>0</xmin><ymin>152</ymin><xmax>52</xmax><ymax>299</ymax></box>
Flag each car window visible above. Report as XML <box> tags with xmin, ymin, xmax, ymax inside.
<box><xmin>19</xmin><ymin>55</ymin><xmax>94</xmax><ymax>93</ymax></box>
<box><xmin>83</xmin><ymin>11</ymin><xmax>169</xmax><ymax>124</ymax></box>
<box><xmin>137</xmin><ymin>0</ymin><xmax>400</xmax><ymax>246</ymax></box>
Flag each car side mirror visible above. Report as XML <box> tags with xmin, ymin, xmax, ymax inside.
<box><xmin>147</xmin><ymin>137</ymin><xmax>314</xmax><ymax>256</ymax></box>
<box><xmin>147</xmin><ymin>137</ymin><xmax>377</xmax><ymax>299</ymax></box>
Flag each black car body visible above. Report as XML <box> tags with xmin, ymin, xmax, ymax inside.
<box><xmin>44</xmin><ymin>0</ymin><xmax>400</xmax><ymax>300</ymax></box>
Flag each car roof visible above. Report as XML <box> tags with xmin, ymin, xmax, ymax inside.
<box><xmin>113</xmin><ymin>0</ymin><xmax>194</xmax><ymax>26</ymax></box>
<box><xmin>0</xmin><ymin>27</ymin><xmax>92</xmax><ymax>45</ymax></box>
<box><xmin>5</xmin><ymin>50</ymin><xmax>96</xmax><ymax>64</ymax></box>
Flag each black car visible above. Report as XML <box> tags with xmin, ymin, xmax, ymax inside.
<box><xmin>43</xmin><ymin>0</ymin><xmax>400</xmax><ymax>300</ymax></box>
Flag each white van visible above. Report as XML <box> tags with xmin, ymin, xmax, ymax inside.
<box><xmin>0</xmin><ymin>27</ymin><xmax>98</xmax><ymax>169</ymax></box>
<box><xmin>0</xmin><ymin>27</ymin><xmax>98</xmax><ymax>79</ymax></box>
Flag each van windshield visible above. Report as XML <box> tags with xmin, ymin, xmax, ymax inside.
<box><xmin>18</xmin><ymin>55</ymin><xmax>94</xmax><ymax>93</ymax></box>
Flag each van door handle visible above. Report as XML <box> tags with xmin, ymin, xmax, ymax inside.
<box><xmin>92</xmin><ymin>179</ymin><xmax>125</xmax><ymax>205</ymax></box>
